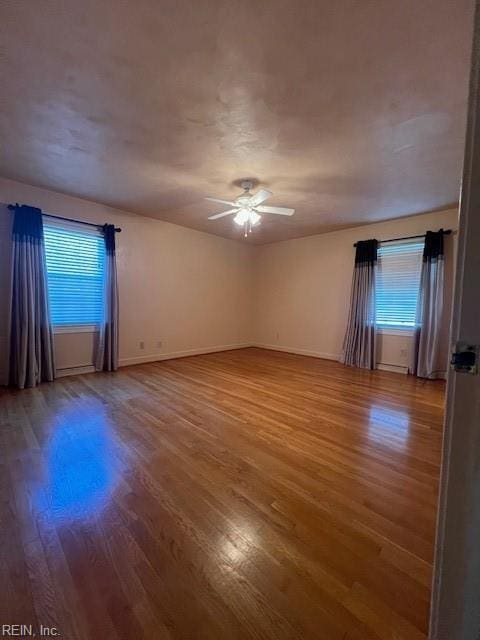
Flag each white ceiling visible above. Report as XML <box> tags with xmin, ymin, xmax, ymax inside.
<box><xmin>0</xmin><ymin>0</ymin><xmax>474</xmax><ymax>243</ymax></box>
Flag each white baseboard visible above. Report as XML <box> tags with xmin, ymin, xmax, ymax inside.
<box><xmin>253</xmin><ymin>344</ymin><xmax>411</xmax><ymax>375</ymax></box>
<box><xmin>52</xmin><ymin>345</ymin><xmax>410</xmax><ymax>378</ymax></box>
<box><xmin>252</xmin><ymin>343</ymin><xmax>340</xmax><ymax>361</ymax></box>
<box><xmin>118</xmin><ymin>342</ymin><xmax>252</xmax><ymax>367</ymax></box>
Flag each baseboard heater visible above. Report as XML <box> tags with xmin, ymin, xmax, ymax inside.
<box><xmin>55</xmin><ymin>364</ymin><xmax>95</xmax><ymax>378</ymax></box>
<box><xmin>377</xmin><ymin>362</ymin><xmax>409</xmax><ymax>375</ymax></box>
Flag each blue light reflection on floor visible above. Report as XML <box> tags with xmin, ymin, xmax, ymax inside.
<box><xmin>368</xmin><ymin>404</ymin><xmax>410</xmax><ymax>451</ymax></box>
<box><xmin>36</xmin><ymin>404</ymin><xmax>119</xmax><ymax>521</ymax></box>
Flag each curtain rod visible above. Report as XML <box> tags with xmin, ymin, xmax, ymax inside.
<box><xmin>353</xmin><ymin>228</ymin><xmax>452</xmax><ymax>247</ymax></box>
<box><xmin>7</xmin><ymin>204</ymin><xmax>122</xmax><ymax>232</ymax></box>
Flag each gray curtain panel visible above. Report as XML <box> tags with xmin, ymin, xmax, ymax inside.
<box><xmin>414</xmin><ymin>230</ymin><xmax>445</xmax><ymax>379</ymax></box>
<box><xmin>95</xmin><ymin>224</ymin><xmax>119</xmax><ymax>372</ymax></box>
<box><xmin>9</xmin><ymin>204</ymin><xmax>55</xmax><ymax>389</ymax></box>
<box><xmin>341</xmin><ymin>239</ymin><xmax>378</xmax><ymax>369</ymax></box>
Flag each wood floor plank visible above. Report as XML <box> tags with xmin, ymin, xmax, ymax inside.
<box><xmin>0</xmin><ymin>347</ymin><xmax>444</xmax><ymax>639</ymax></box>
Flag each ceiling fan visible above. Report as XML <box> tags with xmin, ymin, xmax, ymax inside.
<box><xmin>206</xmin><ymin>180</ymin><xmax>295</xmax><ymax>236</ymax></box>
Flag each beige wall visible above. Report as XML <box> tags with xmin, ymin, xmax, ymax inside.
<box><xmin>0</xmin><ymin>177</ymin><xmax>254</xmax><ymax>381</ymax></box>
<box><xmin>253</xmin><ymin>208</ymin><xmax>458</xmax><ymax>372</ymax></box>
<box><xmin>0</xmin><ymin>176</ymin><xmax>458</xmax><ymax>381</ymax></box>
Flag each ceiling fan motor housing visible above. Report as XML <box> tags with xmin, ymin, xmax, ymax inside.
<box><xmin>240</xmin><ymin>180</ymin><xmax>254</xmax><ymax>192</ymax></box>
<box><xmin>236</xmin><ymin>195</ymin><xmax>253</xmax><ymax>207</ymax></box>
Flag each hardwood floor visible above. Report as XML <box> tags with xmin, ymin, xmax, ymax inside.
<box><xmin>0</xmin><ymin>347</ymin><xmax>445</xmax><ymax>640</ymax></box>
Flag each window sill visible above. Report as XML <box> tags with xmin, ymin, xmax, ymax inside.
<box><xmin>377</xmin><ymin>326</ymin><xmax>416</xmax><ymax>337</ymax></box>
<box><xmin>53</xmin><ymin>324</ymin><xmax>100</xmax><ymax>334</ymax></box>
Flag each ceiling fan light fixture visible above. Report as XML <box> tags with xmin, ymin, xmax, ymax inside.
<box><xmin>206</xmin><ymin>185</ymin><xmax>294</xmax><ymax>237</ymax></box>
<box><xmin>234</xmin><ymin>208</ymin><xmax>262</xmax><ymax>229</ymax></box>
<box><xmin>249</xmin><ymin>210</ymin><xmax>261</xmax><ymax>226</ymax></box>
<box><xmin>233</xmin><ymin>208</ymin><xmax>249</xmax><ymax>226</ymax></box>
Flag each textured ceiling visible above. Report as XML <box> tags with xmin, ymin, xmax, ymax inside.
<box><xmin>0</xmin><ymin>0</ymin><xmax>473</xmax><ymax>244</ymax></box>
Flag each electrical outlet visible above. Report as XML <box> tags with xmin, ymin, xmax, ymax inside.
<box><xmin>157</xmin><ymin>340</ymin><xmax>162</xmax><ymax>349</ymax></box>
<box><xmin>400</xmin><ymin>348</ymin><xmax>408</xmax><ymax>362</ymax></box>
<box><xmin>276</xmin><ymin>331</ymin><xmax>280</xmax><ymax>341</ymax></box>
<box><xmin>139</xmin><ymin>341</ymin><xmax>145</xmax><ymax>350</ymax></box>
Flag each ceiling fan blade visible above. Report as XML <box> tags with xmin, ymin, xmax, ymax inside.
<box><xmin>208</xmin><ymin>208</ymin><xmax>239</xmax><ymax>220</ymax></box>
<box><xmin>249</xmin><ymin>189</ymin><xmax>272</xmax><ymax>206</ymax></box>
<box><xmin>256</xmin><ymin>205</ymin><xmax>295</xmax><ymax>216</ymax></box>
<box><xmin>205</xmin><ymin>197</ymin><xmax>236</xmax><ymax>207</ymax></box>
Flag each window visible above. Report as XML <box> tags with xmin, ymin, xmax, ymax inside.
<box><xmin>375</xmin><ymin>240</ymin><xmax>423</xmax><ymax>329</ymax></box>
<box><xmin>44</xmin><ymin>219</ymin><xmax>105</xmax><ymax>328</ymax></box>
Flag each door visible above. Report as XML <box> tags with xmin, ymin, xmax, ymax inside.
<box><xmin>430</xmin><ymin>4</ymin><xmax>480</xmax><ymax>639</ymax></box>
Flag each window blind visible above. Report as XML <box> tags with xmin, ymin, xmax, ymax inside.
<box><xmin>375</xmin><ymin>240</ymin><xmax>424</xmax><ymax>328</ymax></box>
<box><xmin>44</xmin><ymin>221</ymin><xmax>106</xmax><ymax>326</ymax></box>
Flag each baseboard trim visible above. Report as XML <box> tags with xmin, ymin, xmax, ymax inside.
<box><xmin>253</xmin><ymin>344</ymin><xmax>411</xmax><ymax>375</ymax></box>
<box><xmin>51</xmin><ymin>345</ymin><xmax>411</xmax><ymax>377</ymax></box>
<box><xmin>252</xmin><ymin>343</ymin><xmax>340</xmax><ymax>361</ymax></box>
<box><xmin>118</xmin><ymin>343</ymin><xmax>252</xmax><ymax>367</ymax></box>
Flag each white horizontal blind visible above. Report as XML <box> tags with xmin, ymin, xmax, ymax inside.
<box><xmin>43</xmin><ymin>220</ymin><xmax>106</xmax><ymax>326</ymax></box>
<box><xmin>375</xmin><ymin>240</ymin><xmax>424</xmax><ymax>328</ymax></box>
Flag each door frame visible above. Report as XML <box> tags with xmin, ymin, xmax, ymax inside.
<box><xmin>429</xmin><ymin>3</ymin><xmax>480</xmax><ymax>638</ymax></box>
